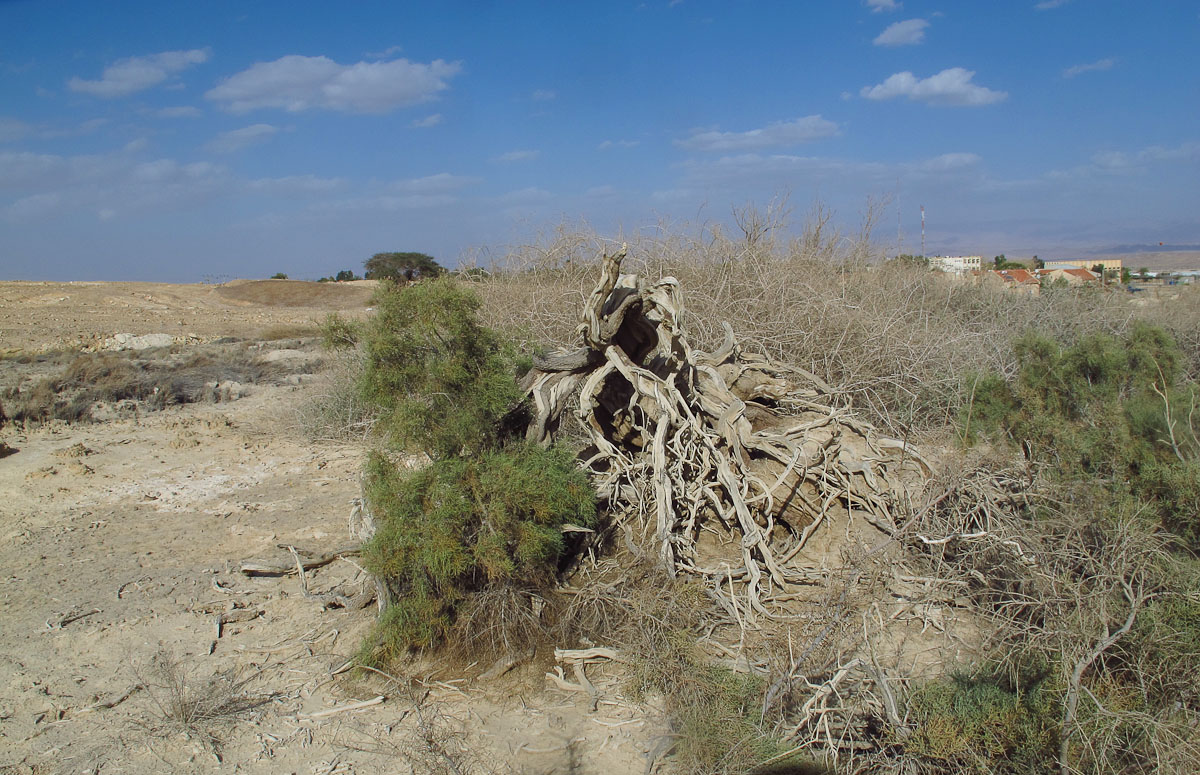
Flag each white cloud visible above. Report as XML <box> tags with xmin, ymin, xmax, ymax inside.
<box><xmin>1046</xmin><ymin>141</ymin><xmax>1200</xmax><ymax>181</ymax></box>
<box><xmin>916</xmin><ymin>152</ymin><xmax>983</xmax><ymax>171</ymax></box>
<box><xmin>866</xmin><ymin>0</ymin><xmax>900</xmax><ymax>12</ymax></box>
<box><xmin>411</xmin><ymin>113</ymin><xmax>443</xmax><ymax>127</ymax></box>
<box><xmin>154</xmin><ymin>106</ymin><xmax>203</xmax><ymax>118</ymax></box>
<box><xmin>598</xmin><ymin>139</ymin><xmax>639</xmax><ymax>150</ymax></box>
<box><xmin>366</xmin><ymin>45</ymin><xmax>404</xmax><ymax>59</ymax></box>
<box><xmin>40</xmin><ymin>118</ymin><xmax>109</xmax><ymax>139</ymax></box>
<box><xmin>0</xmin><ymin>150</ymin><xmax>123</xmax><ymax>192</ymax></box>
<box><xmin>68</xmin><ymin>49</ymin><xmax>210</xmax><ymax>98</ymax></box>
<box><xmin>1090</xmin><ymin>142</ymin><xmax>1200</xmax><ymax>173</ymax></box>
<box><xmin>1035</xmin><ymin>0</ymin><xmax>1070</xmax><ymax>9</ymax></box>
<box><xmin>0</xmin><ymin>118</ymin><xmax>32</xmax><ymax>142</ymax></box>
<box><xmin>1</xmin><ymin>149</ymin><xmax>232</xmax><ymax>222</ymax></box>
<box><xmin>676</xmin><ymin>115</ymin><xmax>839</xmax><ymax>151</ymax></box>
<box><xmin>873</xmin><ymin>19</ymin><xmax>929</xmax><ymax>46</ymax></box>
<box><xmin>860</xmin><ymin>68</ymin><xmax>1007</xmax><ymax>106</ymax></box>
<box><xmin>0</xmin><ymin>117</ymin><xmax>108</xmax><ymax>141</ymax></box>
<box><xmin>1063</xmin><ymin>58</ymin><xmax>1115</xmax><ymax>78</ymax></box>
<box><xmin>206</xmin><ymin>55</ymin><xmax>462</xmax><ymax>113</ymax></box>
<box><xmin>673</xmin><ymin>150</ymin><xmax>982</xmax><ymax>191</ymax></box>
<box><xmin>390</xmin><ymin>172</ymin><xmax>482</xmax><ymax>194</ymax></box>
<box><xmin>247</xmin><ymin>174</ymin><xmax>347</xmax><ymax>193</ymax></box>
<box><xmin>205</xmin><ymin>123</ymin><xmax>279</xmax><ymax>153</ymax></box>
<box><xmin>493</xmin><ymin>149</ymin><xmax>539</xmax><ymax>163</ymax></box>
<box><xmin>584</xmin><ymin>185</ymin><xmax>618</xmax><ymax>197</ymax></box>
<box><xmin>497</xmin><ymin>186</ymin><xmax>552</xmax><ymax>205</ymax></box>
<box><xmin>531</xmin><ymin>89</ymin><xmax>556</xmax><ymax>101</ymax></box>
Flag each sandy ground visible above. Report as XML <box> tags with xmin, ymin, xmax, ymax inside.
<box><xmin>0</xmin><ymin>283</ymin><xmax>662</xmax><ymax>775</ymax></box>
<box><xmin>0</xmin><ymin>280</ymin><xmax>374</xmax><ymax>354</ymax></box>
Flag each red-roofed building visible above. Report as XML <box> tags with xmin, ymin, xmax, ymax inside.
<box><xmin>1038</xmin><ymin>267</ymin><xmax>1101</xmax><ymax>286</ymax></box>
<box><xmin>978</xmin><ymin>268</ymin><xmax>1041</xmax><ymax>295</ymax></box>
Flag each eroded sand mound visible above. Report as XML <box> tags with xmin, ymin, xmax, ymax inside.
<box><xmin>215</xmin><ymin>279</ymin><xmax>376</xmax><ymax>308</ymax></box>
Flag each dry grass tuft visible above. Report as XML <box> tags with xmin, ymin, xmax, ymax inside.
<box><xmin>448</xmin><ymin>585</ymin><xmax>550</xmax><ymax>660</ymax></box>
<box><xmin>136</xmin><ymin>649</ymin><xmax>266</xmax><ymax>755</ymax></box>
<box><xmin>292</xmin><ymin>348</ymin><xmax>377</xmax><ymax>442</ymax></box>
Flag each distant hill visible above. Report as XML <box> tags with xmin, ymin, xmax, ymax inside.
<box><xmin>216</xmin><ymin>278</ymin><xmax>376</xmax><ymax>307</ymax></box>
<box><xmin>1092</xmin><ymin>243</ymin><xmax>1200</xmax><ymax>254</ymax></box>
<box><xmin>1087</xmin><ymin>251</ymin><xmax>1200</xmax><ymax>272</ymax></box>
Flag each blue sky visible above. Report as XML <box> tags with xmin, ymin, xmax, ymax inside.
<box><xmin>1</xmin><ymin>0</ymin><xmax>1197</xmax><ymax>281</ymax></box>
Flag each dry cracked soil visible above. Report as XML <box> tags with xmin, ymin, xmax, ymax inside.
<box><xmin>0</xmin><ymin>280</ymin><xmax>660</xmax><ymax>775</ymax></box>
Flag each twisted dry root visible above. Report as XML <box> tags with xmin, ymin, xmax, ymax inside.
<box><xmin>522</xmin><ymin>247</ymin><xmax>934</xmax><ymax>619</ymax></box>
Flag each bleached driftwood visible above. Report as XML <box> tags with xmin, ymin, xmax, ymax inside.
<box><xmin>521</xmin><ymin>247</ymin><xmax>932</xmax><ymax>619</ymax></box>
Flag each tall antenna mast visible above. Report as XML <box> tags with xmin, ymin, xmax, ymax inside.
<box><xmin>897</xmin><ymin>179</ymin><xmax>902</xmax><ymax>256</ymax></box>
<box><xmin>920</xmin><ymin>205</ymin><xmax>926</xmax><ymax>257</ymax></box>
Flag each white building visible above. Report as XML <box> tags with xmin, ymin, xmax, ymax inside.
<box><xmin>928</xmin><ymin>255</ymin><xmax>983</xmax><ymax>275</ymax></box>
<box><xmin>1045</xmin><ymin>259</ymin><xmax>1124</xmax><ymax>272</ymax></box>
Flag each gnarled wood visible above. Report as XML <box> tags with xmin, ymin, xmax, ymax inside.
<box><xmin>522</xmin><ymin>246</ymin><xmax>931</xmax><ymax>618</ymax></box>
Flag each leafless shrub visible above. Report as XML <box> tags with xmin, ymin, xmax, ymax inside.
<box><xmin>336</xmin><ymin>679</ymin><xmax>500</xmax><ymax>775</ymax></box>
<box><xmin>470</xmin><ymin>207</ymin><xmax>1189</xmax><ymax>437</ymax></box>
<box><xmin>554</xmin><ymin>557</ymin><xmax>705</xmax><ymax>657</ymax></box>
<box><xmin>448</xmin><ymin>585</ymin><xmax>550</xmax><ymax>659</ymax></box>
<box><xmin>293</xmin><ymin>347</ymin><xmax>377</xmax><ymax>442</ymax></box>
<box><xmin>135</xmin><ymin>648</ymin><xmax>266</xmax><ymax>755</ymax></box>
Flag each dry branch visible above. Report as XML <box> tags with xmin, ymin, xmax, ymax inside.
<box><xmin>239</xmin><ymin>545</ymin><xmax>361</xmax><ymax>577</ymax></box>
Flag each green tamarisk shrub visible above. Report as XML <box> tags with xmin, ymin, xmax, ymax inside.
<box><xmin>355</xmin><ymin>277</ymin><xmax>595</xmax><ymax>660</ymax></box>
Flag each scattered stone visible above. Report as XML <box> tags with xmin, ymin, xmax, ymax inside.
<box><xmin>101</xmin><ymin>333</ymin><xmax>176</xmax><ymax>351</ymax></box>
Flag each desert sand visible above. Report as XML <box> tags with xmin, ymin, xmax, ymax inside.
<box><xmin>0</xmin><ymin>280</ymin><xmax>660</xmax><ymax>775</ymax></box>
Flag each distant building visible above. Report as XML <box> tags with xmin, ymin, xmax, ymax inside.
<box><xmin>1044</xmin><ymin>258</ymin><xmax>1123</xmax><ymax>273</ymax></box>
<box><xmin>928</xmin><ymin>255</ymin><xmax>983</xmax><ymax>275</ymax></box>
<box><xmin>1038</xmin><ymin>267</ymin><xmax>1101</xmax><ymax>286</ymax></box>
<box><xmin>977</xmin><ymin>268</ymin><xmax>1041</xmax><ymax>295</ymax></box>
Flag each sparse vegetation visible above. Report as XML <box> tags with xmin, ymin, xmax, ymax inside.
<box><xmin>4</xmin><ymin>342</ymin><xmax>316</xmax><ymax>425</ymax></box>
<box><xmin>136</xmin><ymin>648</ymin><xmax>266</xmax><ymax>755</ymax></box>
<box><xmin>14</xmin><ymin>208</ymin><xmax>1194</xmax><ymax>773</ymax></box>
<box><xmin>258</xmin><ymin>323</ymin><xmax>320</xmax><ymax>340</ymax></box>
<box><xmin>454</xmin><ymin>211</ymin><xmax>1200</xmax><ymax>774</ymax></box>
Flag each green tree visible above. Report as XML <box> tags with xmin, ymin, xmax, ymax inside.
<box><xmin>270</xmin><ymin>272</ymin><xmax>288</xmax><ymax>279</ymax></box>
<box><xmin>335</xmin><ymin>269</ymin><xmax>360</xmax><ymax>282</ymax></box>
<box><xmin>363</xmin><ymin>252</ymin><xmax>445</xmax><ymax>282</ymax></box>
<box><xmin>356</xmin><ymin>278</ymin><xmax>595</xmax><ymax>658</ymax></box>
<box><xmin>359</xmin><ymin>277</ymin><xmax>524</xmax><ymax>458</ymax></box>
